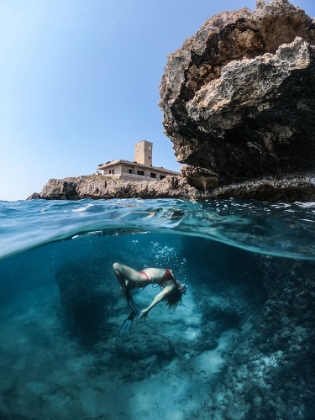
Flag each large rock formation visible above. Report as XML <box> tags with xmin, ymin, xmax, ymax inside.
<box><xmin>28</xmin><ymin>172</ymin><xmax>315</xmax><ymax>202</ymax></box>
<box><xmin>27</xmin><ymin>175</ymin><xmax>200</xmax><ymax>200</ymax></box>
<box><xmin>159</xmin><ymin>0</ymin><xmax>315</xmax><ymax>192</ymax></box>
<box><xmin>28</xmin><ymin>1</ymin><xmax>315</xmax><ymax>203</ymax></box>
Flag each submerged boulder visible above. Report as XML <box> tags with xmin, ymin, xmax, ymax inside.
<box><xmin>159</xmin><ymin>0</ymin><xmax>315</xmax><ymax>196</ymax></box>
<box><xmin>55</xmin><ymin>260</ymin><xmax>117</xmax><ymax>344</ymax></box>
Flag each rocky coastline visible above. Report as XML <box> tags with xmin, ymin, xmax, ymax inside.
<box><xmin>29</xmin><ymin>0</ymin><xmax>315</xmax><ymax>202</ymax></box>
<box><xmin>28</xmin><ymin>171</ymin><xmax>315</xmax><ymax>202</ymax></box>
<box><xmin>159</xmin><ymin>0</ymin><xmax>315</xmax><ymax>202</ymax></box>
<box><xmin>27</xmin><ymin>175</ymin><xmax>199</xmax><ymax>201</ymax></box>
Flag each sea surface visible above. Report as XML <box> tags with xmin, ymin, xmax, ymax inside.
<box><xmin>0</xmin><ymin>198</ymin><xmax>315</xmax><ymax>420</ymax></box>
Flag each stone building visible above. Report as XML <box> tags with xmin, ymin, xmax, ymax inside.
<box><xmin>97</xmin><ymin>140</ymin><xmax>180</xmax><ymax>181</ymax></box>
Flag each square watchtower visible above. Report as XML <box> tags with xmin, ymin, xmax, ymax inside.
<box><xmin>134</xmin><ymin>140</ymin><xmax>153</xmax><ymax>166</ymax></box>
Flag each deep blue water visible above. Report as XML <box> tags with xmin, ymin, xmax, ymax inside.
<box><xmin>0</xmin><ymin>198</ymin><xmax>315</xmax><ymax>420</ymax></box>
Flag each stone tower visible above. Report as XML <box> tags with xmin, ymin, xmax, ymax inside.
<box><xmin>134</xmin><ymin>140</ymin><xmax>153</xmax><ymax>166</ymax></box>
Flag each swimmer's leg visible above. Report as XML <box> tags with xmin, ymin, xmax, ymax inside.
<box><xmin>113</xmin><ymin>263</ymin><xmax>149</xmax><ymax>287</ymax></box>
<box><xmin>127</xmin><ymin>294</ymin><xmax>140</xmax><ymax>315</ymax></box>
<box><xmin>113</xmin><ymin>263</ymin><xmax>142</xmax><ymax>314</ymax></box>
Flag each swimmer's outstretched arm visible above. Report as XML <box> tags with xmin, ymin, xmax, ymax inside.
<box><xmin>139</xmin><ymin>285</ymin><xmax>173</xmax><ymax>319</ymax></box>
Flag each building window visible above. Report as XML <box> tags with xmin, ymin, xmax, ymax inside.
<box><xmin>109</xmin><ymin>170</ymin><xmax>111</xmax><ymax>174</ymax></box>
<box><xmin>112</xmin><ymin>169</ymin><xmax>115</xmax><ymax>174</ymax></box>
<box><xmin>137</xmin><ymin>170</ymin><xmax>144</xmax><ymax>176</ymax></box>
<box><xmin>150</xmin><ymin>173</ymin><xmax>156</xmax><ymax>179</ymax></box>
<box><xmin>128</xmin><ymin>169</ymin><xmax>132</xmax><ymax>174</ymax></box>
<box><xmin>160</xmin><ymin>175</ymin><xmax>165</xmax><ymax>180</ymax></box>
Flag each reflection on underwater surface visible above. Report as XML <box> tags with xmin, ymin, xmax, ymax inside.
<box><xmin>1</xmin><ymin>198</ymin><xmax>315</xmax><ymax>260</ymax></box>
<box><xmin>0</xmin><ymin>199</ymin><xmax>315</xmax><ymax>419</ymax></box>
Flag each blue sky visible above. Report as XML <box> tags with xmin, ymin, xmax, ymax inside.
<box><xmin>0</xmin><ymin>0</ymin><xmax>314</xmax><ymax>201</ymax></box>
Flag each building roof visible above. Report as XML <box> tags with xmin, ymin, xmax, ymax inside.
<box><xmin>98</xmin><ymin>159</ymin><xmax>180</xmax><ymax>175</ymax></box>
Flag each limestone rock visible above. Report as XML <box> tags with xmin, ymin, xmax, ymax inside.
<box><xmin>181</xmin><ymin>164</ymin><xmax>219</xmax><ymax>191</ymax></box>
<box><xmin>206</xmin><ymin>172</ymin><xmax>315</xmax><ymax>202</ymax></box>
<box><xmin>28</xmin><ymin>192</ymin><xmax>41</xmax><ymax>200</ymax></box>
<box><xmin>28</xmin><ymin>171</ymin><xmax>315</xmax><ymax>202</ymax></box>
<box><xmin>27</xmin><ymin>174</ymin><xmax>200</xmax><ymax>201</ymax></box>
<box><xmin>159</xmin><ymin>0</ymin><xmax>315</xmax><ymax>189</ymax></box>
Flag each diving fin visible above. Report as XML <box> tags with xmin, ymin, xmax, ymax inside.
<box><xmin>120</xmin><ymin>311</ymin><xmax>136</xmax><ymax>333</ymax></box>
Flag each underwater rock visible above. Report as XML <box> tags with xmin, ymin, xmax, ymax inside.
<box><xmin>55</xmin><ymin>260</ymin><xmax>117</xmax><ymax>343</ymax></box>
<box><xmin>212</xmin><ymin>256</ymin><xmax>315</xmax><ymax>420</ymax></box>
<box><xmin>159</xmin><ymin>0</ymin><xmax>315</xmax><ymax>195</ymax></box>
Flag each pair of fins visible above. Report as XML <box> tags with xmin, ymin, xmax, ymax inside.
<box><xmin>120</xmin><ymin>294</ymin><xmax>139</xmax><ymax>333</ymax></box>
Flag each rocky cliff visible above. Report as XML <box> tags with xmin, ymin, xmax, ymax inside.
<box><xmin>29</xmin><ymin>0</ymin><xmax>315</xmax><ymax>203</ymax></box>
<box><xmin>27</xmin><ymin>175</ymin><xmax>200</xmax><ymax>200</ymax></box>
<box><xmin>28</xmin><ymin>172</ymin><xmax>315</xmax><ymax>202</ymax></box>
<box><xmin>159</xmin><ymin>0</ymin><xmax>315</xmax><ymax>194</ymax></box>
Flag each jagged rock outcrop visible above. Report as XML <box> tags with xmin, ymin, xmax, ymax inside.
<box><xmin>28</xmin><ymin>172</ymin><xmax>315</xmax><ymax>202</ymax></box>
<box><xmin>28</xmin><ymin>1</ymin><xmax>315</xmax><ymax>203</ymax></box>
<box><xmin>159</xmin><ymin>0</ymin><xmax>315</xmax><ymax>192</ymax></box>
<box><xmin>206</xmin><ymin>172</ymin><xmax>315</xmax><ymax>201</ymax></box>
<box><xmin>27</xmin><ymin>175</ymin><xmax>200</xmax><ymax>200</ymax></box>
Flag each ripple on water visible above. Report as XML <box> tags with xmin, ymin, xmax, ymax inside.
<box><xmin>0</xmin><ymin>198</ymin><xmax>315</xmax><ymax>260</ymax></box>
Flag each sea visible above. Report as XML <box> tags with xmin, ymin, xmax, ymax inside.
<box><xmin>0</xmin><ymin>197</ymin><xmax>315</xmax><ymax>420</ymax></box>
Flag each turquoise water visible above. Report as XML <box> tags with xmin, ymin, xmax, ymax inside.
<box><xmin>0</xmin><ymin>198</ymin><xmax>315</xmax><ymax>419</ymax></box>
<box><xmin>2</xmin><ymin>198</ymin><xmax>315</xmax><ymax>261</ymax></box>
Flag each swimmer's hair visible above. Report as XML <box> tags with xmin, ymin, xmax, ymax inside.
<box><xmin>164</xmin><ymin>284</ymin><xmax>187</xmax><ymax>309</ymax></box>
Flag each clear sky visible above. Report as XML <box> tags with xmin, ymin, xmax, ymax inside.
<box><xmin>0</xmin><ymin>0</ymin><xmax>314</xmax><ymax>201</ymax></box>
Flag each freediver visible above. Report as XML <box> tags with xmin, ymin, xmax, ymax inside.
<box><xmin>113</xmin><ymin>262</ymin><xmax>187</xmax><ymax>332</ymax></box>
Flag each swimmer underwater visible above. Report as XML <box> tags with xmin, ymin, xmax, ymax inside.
<box><xmin>113</xmin><ymin>263</ymin><xmax>187</xmax><ymax>332</ymax></box>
